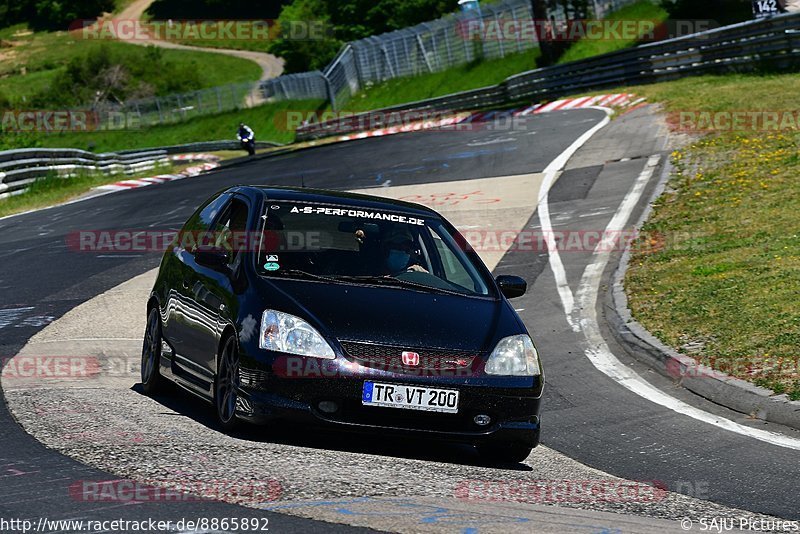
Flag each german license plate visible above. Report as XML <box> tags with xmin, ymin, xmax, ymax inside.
<box><xmin>362</xmin><ymin>381</ymin><xmax>459</xmax><ymax>413</ymax></box>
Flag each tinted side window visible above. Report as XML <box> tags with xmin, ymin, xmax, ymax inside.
<box><xmin>212</xmin><ymin>198</ymin><xmax>250</xmax><ymax>263</ymax></box>
<box><xmin>180</xmin><ymin>193</ymin><xmax>231</xmax><ymax>253</ymax></box>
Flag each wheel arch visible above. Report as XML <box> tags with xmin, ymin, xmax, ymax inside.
<box><xmin>215</xmin><ymin>323</ymin><xmax>239</xmax><ymax>375</ymax></box>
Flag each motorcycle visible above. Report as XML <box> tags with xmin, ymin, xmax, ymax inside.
<box><xmin>237</xmin><ymin>131</ymin><xmax>256</xmax><ymax>156</ymax></box>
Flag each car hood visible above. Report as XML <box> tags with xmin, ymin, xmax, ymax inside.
<box><xmin>261</xmin><ymin>279</ymin><xmax>518</xmax><ymax>352</ymax></box>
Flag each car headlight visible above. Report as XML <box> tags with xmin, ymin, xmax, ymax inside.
<box><xmin>484</xmin><ymin>335</ymin><xmax>541</xmax><ymax>376</ymax></box>
<box><xmin>259</xmin><ymin>310</ymin><xmax>336</xmax><ymax>359</ymax></box>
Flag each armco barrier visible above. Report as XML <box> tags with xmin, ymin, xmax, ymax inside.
<box><xmin>297</xmin><ymin>12</ymin><xmax>800</xmax><ymax>140</ymax></box>
<box><xmin>0</xmin><ymin>141</ymin><xmax>281</xmax><ymax>199</ymax></box>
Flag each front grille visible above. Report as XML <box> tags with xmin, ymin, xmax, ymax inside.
<box><xmin>340</xmin><ymin>341</ymin><xmax>480</xmax><ymax>374</ymax></box>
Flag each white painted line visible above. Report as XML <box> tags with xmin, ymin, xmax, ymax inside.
<box><xmin>537</xmin><ymin>107</ymin><xmax>613</xmax><ymax>331</ymax></box>
<box><xmin>570</xmin><ymin>155</ymin><xmax>800</xmax><ymax>451</ymax></box>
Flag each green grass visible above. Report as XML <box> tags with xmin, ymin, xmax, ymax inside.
<box><xmin>21</xmin><ymin>99</ymin><xmax>323</xmax><ymax>152</ymax></box>
<box><xmin>0</xmin><ymin>24</ymin><xmax>262</xmax><ymax>105</ymax></box>
<box><xmin>0</xmin><ymin>164</ymin><xmax>174</xmax><ymax>218</ymax></box>
<box><xmin>621</xmin><ymin>72</ymin><xmax>800</xmax><ymax>400</ymax></box>
<box><xmin>342</xmin><ymin>48</ymin><xmax>539</xmax><ymax>112</ymax></box>
<box><xmin>558</xmin><ymin>1</ymin><xmax>669</xmax><ymax>64</ymax></box>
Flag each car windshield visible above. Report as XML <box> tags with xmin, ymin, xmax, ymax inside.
<box><xmin>256</xmin><ymin>201</ymin><xmax>492</xmax><ymax>296</ymax></box>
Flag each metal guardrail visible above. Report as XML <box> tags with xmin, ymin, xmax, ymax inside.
<box><xmin>297</xmin><ymin>12</ymin><xmax>800</xmax><ymax>140</ymax></box>
<box><xmin>0</xmin><ymin>140</ymin><xmax>282</xmax><ymax>199</ymax></box>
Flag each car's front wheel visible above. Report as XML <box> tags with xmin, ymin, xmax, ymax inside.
<box><xmin>141</xmin><ymin>307</ymin><xmax>166</xmax><ymax>395</ymax></box>
<box><xmin>215</xmin><ymin>335</ymin><xmax>241</xmax><ymax>432</ymax></box>
<box><xmin>477</xmin><ymin>441</ymin><xmax>533</xmax><ymax>464</ymax></box>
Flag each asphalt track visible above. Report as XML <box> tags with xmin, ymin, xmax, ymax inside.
<box><xmin>1</xmin><ymin>107</ymin><xmax>799</xmax><ymax>531</ymax></box>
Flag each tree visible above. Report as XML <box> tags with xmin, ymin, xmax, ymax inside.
<box><xmin>659</xmin><ymin>0</ymin><xmax>752</xmax><ymax>26</ymax></box>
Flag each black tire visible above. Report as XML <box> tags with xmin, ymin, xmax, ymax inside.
<box><xmin>477</xmin><ymin>441</ymin><xmax>533</xmax><ymax>464</ymax></box>
<box><xmin>215</xmin><ymin>335</ymin><xmax>241</xmax><ymax>432</ymax></box>
<box><xmin>141</xmin><ymin>307</ymin><xmax>166</xmax><ymax>395</ymax></box>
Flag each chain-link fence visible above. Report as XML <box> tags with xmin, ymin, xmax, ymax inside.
<box><xmin>116</xmin><ymin>0</ymin><xmax>641</xmax><ymax>123</ymax></box>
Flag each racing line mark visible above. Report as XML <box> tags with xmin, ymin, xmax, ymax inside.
<box><xmin>536</xmin><ymin>107</ymin><xmax>613</xmax><ymax>332</ymax></box>
<box><xmin>536</xmin><ymin>120</ymin><xmax>800</xmax><ymax>451</ymax></box>
<box><xmin>572</xmin><ymin>155</ymin><xmax>800</xmax><ymax>451</ymax></box>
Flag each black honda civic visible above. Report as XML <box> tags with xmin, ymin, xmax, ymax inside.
<box><xmin>142</xmin><ymin>185</ymin><xmax>544</xmax><ymax>462</ymax></box>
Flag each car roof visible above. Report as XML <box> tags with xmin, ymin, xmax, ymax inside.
<box><xmin>230</xmin><ymin>185</ymin><xmax>439</xmax><ymax>218</ymax></box>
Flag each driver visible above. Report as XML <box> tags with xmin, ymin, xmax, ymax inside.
<box><xmin>237</xmin><ymin>122</ymin><xmax>254</xmax><ymax>140</ymax></box>
<box><xmin>383</xmin><ymin>226</ymin><xmax>428</xmax><ymax>275</ymax></box>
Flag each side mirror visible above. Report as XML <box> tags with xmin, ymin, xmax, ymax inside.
<box><xmin>195</xmin><ymin>247</ymin><xmax>230</xmax><ymax>272</ymax></box>
<box><xmin>496</xmin><ymin>275</ymin><xmax>527</xmax><ymax>299</ymax></box>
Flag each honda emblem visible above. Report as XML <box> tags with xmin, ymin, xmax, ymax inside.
<box><xmin>401</xmin><ymin>351</ymin><xmax>420</xmax><ymax>366</ymax></box>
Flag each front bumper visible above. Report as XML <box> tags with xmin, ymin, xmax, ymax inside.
<box><xmin>236</xmin><ymin>362</ymin><xmax>542</xmax><ymax>447</ymax></box>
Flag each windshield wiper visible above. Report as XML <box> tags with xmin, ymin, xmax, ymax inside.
<box><xmin>332</xmin><ymin>275</ymin><xmax>464</xmax><ymax>296</ymax></box>
<box><xmin>267</xmin><ymin>269</ymin><xmax>339</xmax><ymax>283</ymax></box>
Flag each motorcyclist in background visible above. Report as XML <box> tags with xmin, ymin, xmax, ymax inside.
<box><xmin>237</xmin><ymin>123</ymin><xmax>256</xmax><ymax>156</ymax></box>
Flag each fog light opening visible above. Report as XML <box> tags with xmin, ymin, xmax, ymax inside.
<box><xmin>318</xmin><ymin>401</ymin><xmax>339</xmax><ymax>414</ymax></box>
<box><xmin>474</xmin><ymin>414</ymin><xmax>491</xmax><ymax>426</ymax></box>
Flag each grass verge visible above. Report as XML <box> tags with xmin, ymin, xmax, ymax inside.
<box><xmin>0</xmin><ymin>24</ymin><xmax>262</xmax><ymax>105</ymax></box>
<box><xmin>341</xmin><ymin>49</ymin><xmax>539</xmax><ymax>112</ymax></box>
<box><xmin>0</xmin><ymin>164</ymin><xmax>176</xmax><ymax>218</ymax></box>
<box><xmin>622</xmin><ymin>73</ymin><xmax>800</xmax><ymax>400</ymax></box>
<box><xmin>557</xmin><ymin>0</ymin><xmax>669</xmax><ymax>64</ymax></box>
<box><xmin>7</xmin><ymin>99</ymin><xmax>323</xmax><ymax>152</ymax></box>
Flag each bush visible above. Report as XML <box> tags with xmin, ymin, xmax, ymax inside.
<box><xmin>659</xmin><ymin>0</ymin><xmax>753</xmax><ymax>26</ymax></box>
<box><xmin>32</xmin><ymin>44</ymin><xmax>202</xmax><ymax>108</ymax></box>
<box><xmin>147</xmin><ymin>0</ymin><xmax>290</xmax><ymax>20</ymax></box>
<box><xmin>0</xmin><ymin>0</ymin><xmax>115</xmax><ymax>31</ymax></box>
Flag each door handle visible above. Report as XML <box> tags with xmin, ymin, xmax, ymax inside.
<box><xmin>219</xmin><ymin>303</ymin><xmax>226</xmax><ymax>312</ymax></box>
<box><xmin>182</xmin><ymin>279</ymin><xmax>189</xmax><ymax>289</ymax></box>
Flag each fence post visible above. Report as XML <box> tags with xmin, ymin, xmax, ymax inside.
<box><xmin>401</xmin><ymin>36</ymin><xmax>412</xmax><ymax>75</ymax></box>
<box><xmin>494</xmin><ymin>9</ymin><xmax>504</xmax><ymax>58</ymax></box>
<box><xmin>155</xmin><ymin>98</ymin><xmax>164</xmax><ymax>125</ymax></box>
<box><xmin>444</xmin><ymin>26</ymin><xmax>454</xmax><ymax>66</ymax></box>
<box><xmin>416</xmin><ymin>34</ymin><xmax>434</xmax><ymax>72</ymax></box>
<box><xmin>323</xmin><ymin>73</ymin><xmax>337</xmax><ymax>112</ymax></box>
